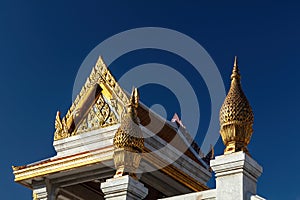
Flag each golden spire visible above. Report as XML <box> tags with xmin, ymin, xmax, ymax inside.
<box><xmin>231</xmin><ymin>56</ymin><xmax>240</xmax><ymax>80</ymax></box>
<box><xmin>219</xmin><ymin>56</ymin><xmax>254</xmax><ymax>155</ymax></box>
<box><xmin>113</xmin><ymin>87</ymin><xmax>144</xmax><ymax>178</ymax></box>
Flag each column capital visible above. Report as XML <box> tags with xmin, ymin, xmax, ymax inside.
<box><xmin>101</xmin><ymin>175</ymin><xmax>148</xmax><ymax>200</ymax></box>
<box><xmin>32</xmin><ymin>186</ymin><xmax>47</xmax><ymax>200</ymax></box>
<box><xmin>210</xmin><ymin>151</ymin><xmax>263</xmax><ymax>180</ymax></box>
<box><xmin>210</xmin><ymin>152</ymin><xmax>263</xmax><ymax>200</ymax></box>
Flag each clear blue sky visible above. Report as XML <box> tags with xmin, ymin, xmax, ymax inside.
<box><xmin>0</xmin><ymin>1</ymin><xmax>299</xmax><ymax>199</ymax></box>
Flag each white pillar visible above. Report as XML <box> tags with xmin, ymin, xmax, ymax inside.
<box><xmin>101</xmin><ymin>175</ymin><xmax>148</xmax><ymax>200</ymax></box>
<box><xmin>210</xmin><ymin>151</ymin><xmax>263</xmax><ymax>200</ymax></box>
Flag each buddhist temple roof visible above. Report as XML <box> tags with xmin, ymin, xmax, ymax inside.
<box><xmin>12</xmin><ymin>56</ymin><xmax>211</xmax><ymax>194</ymax></box>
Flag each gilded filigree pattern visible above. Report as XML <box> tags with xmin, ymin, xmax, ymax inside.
<box><xmin>54</xmin><ymin>111</ymin><xmax>70</xmax><ymax>140</ymax></box>
<box><xmin>113</xmin><ymin>88</ymin><xmax>144</xmax><ymax>178</ymax></box>
<box><xmin>64</xmin><ymin>57</ymin><xmax>129</xmax><ymax>123</ymax></box>
<box><xmin>76</xmin><ymin>95</ymin><xmax>118</xmax><ymax>133</ymax></box>
<box><xmin>54</xmin><ymin>56</ymin><xmax>128</xmax><ymax>140</ymax></box>
<box><xmin>219</xmin><ymin>57</ymin><xmax>254</xmax><ymax>154</ymax></box>
<box><xmin>113</xmin><ymin>88</ymin><xmax>143</xmax><ymax>152</ymax></box>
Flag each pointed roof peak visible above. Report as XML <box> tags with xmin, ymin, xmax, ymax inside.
<box><xmin>231</xmin><ymin>56</ymin><xmax>241</xmax><ymax>80</ymax></box>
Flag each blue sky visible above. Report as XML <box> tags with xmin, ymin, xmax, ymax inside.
<box><xmin>0</xmin><ymin>1</ymin><xmax>299</xmax><ymax>199</ymax></box>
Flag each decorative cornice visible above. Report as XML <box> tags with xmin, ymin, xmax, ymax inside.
<box><xmin>13</xmin><ymin>147</ymin><xmax>207</xmax><ymax>192</ymax></box>
<box><xmin>13</xmin><ymin>146</ymin><xmax>114</xmax><ymax>182</ymax></box>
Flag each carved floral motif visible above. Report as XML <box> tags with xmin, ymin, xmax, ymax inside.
<box><xmin>54</xmin><ymin>57</ymin><xmax>127</xmax><ymax>140</ymax></box>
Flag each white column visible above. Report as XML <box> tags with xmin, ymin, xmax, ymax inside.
<box><xmin>101</xmin><ymin>175</ymin><xmax>148</xmax><ymax>200</ymax></box>
<box><xmin>210</xmin><ymin>151</ymin><xmax>263</xmax><ymax>200</ymax></box>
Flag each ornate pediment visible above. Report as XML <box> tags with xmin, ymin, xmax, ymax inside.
<box><xmin>54</xmin><ymin>57</ymin><xmax>129</xmax><ymax>140</ymax></box>
<box><xmin>76</xmin><ymin>93</ymin><xmax>118</xmax><ymax>134</ymax></box>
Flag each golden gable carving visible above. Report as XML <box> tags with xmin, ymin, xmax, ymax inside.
<box><xmin>54</xmin><ymin>57</ymin><xmax>129</xmax><ymax>140</ymax></box>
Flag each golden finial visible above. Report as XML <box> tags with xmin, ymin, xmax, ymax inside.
<box><xmin>113</xmin><ymin>87</ymin><xmax>144</xmax><ymax>178</ymax></box>
<box><xmin>231</xmin><ymin>56</ymin><xmax>240</xmax><ymax>80</ymax></box>
<box><xmin>130</xmin><ymin>87</ymin><xmax>139</xmax><ymax>108</ymax></box>
<box><xmin>219</xmin><ymin>57</ymin><xmax>254</xmax><ymax>155</ymax></box>
<box><xmin>234</xmin><ymin>55</ymin><xmax>238</xmax><ymax>67</ymax></box>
